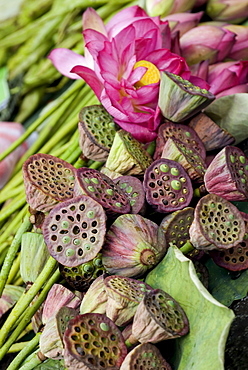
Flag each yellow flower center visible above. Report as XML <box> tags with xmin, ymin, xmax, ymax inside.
<box><xmin>133</xmin><ymin>60</ymin><xmax>160</xmax><ymax>88</ymax></box>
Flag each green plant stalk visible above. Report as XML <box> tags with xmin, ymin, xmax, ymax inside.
<box><xmin>7</xmin><ymin>333</ymin><xmax>40</xmax><ymax>357</ymax></box>
<box><xmin>6</xmin><ymin>253</ymin><xmax>21</xmax><ymax>284</ymax></box>
<box><xmin>0</xmin><ymin>268</ymin><xmax>60</xmax><ymax>360</ymax></box>
<box><xmin>0</xmin><ymin>214</ymin><xmax>32</xmax><ymax>297</ymax></box>
<box><xmin>0</xmin><ymin>172</ymin><xmax>25</xmax><ymax>198</ymax></box>
<box><xmin>0</xmin><ymin>195</ymin><xmax>27</xmax><ymax>223</ymax></box>
<box><xmin>13</xmin><ymin>277</ymin><xmax>24</xmax><ymax>286</ymax></box>
<box><xmin>89</xmin><ymin>161</ymin><xmax>104</xmax><ymax>170</ymax></box>
<box><xmin>180</xmin><ymin>240</ymin><xmax>195</xmax><ymax>254</ymax></box>
<box><xmin>17</xmin><ymin>352</ymin><xmax>43</xmax><ymax>370</ymax></box>
<box><xmin>0</xmin><ymin>185</ymin><xmax>25</xmax><ymax>204</ymax></box>
<box><xmin>65</xmin><ymin>146</ymin><xmax>82</xmax><ymax>164</ymax></box>
<box><xmin>73</xmin><ymin>157</ymin><xmax>88</xmax><ymax>169</ymax></box>
<box><xmin>0</xmin><ymin>256</ymin><xmax>58</xmax><ymax>348</ymax></box>
<box><xmin>0</xmin><ymin>248</ymin><xmax>8</xmax><ymax>266</ymax></box>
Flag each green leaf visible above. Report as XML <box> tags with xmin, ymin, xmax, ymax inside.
<box><xmin>34</xmin><ymin>358</ymin><xmax>65</xmax><ymax>369</ymax></box>
<box><xmin>145</xmin><ymin>245</ymin><xmax>234</xmax><ymax>370</ymax></box>
<box><xmin>204</xmin><ymin>93</ymin><xmax>248</xmax><ymax>145</ymax></box>
<box><xmin>206</xmin><ymin>258</ymin><xmax>248</xmax><ymax>307</ymax></box>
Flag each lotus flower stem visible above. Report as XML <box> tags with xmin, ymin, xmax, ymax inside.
<box><xmin>14</xmin><ymin>353</ymin><xmax>44</xmax><ymax>370</ymax></box>
<box><xmin>7</xmin><ymin>333</ymin><xmax>40</xmax><ymax>356</ymax></box>
<box><xmin>13</xmin><ymin>277</ymin><xmax>24</xmax><ymax>286</ymax></box>
<box><xmin>0</xmin><ymin>185</ymin><xmax>25</xmax><ymax>203</ymax></box>
<box><xmin>0</xmin><ymin>267</ymin><xmax>60</xmax><ymax>359</ymax></box>
<box><xmin>89</xmin><ymin>161</ymin><xmax>104</xmax><ymax>170</ymax></box>
<box><xmin>179</xmin><ymin>240</ymin><xmax>195</xmax><ymax>254</ymax></box>
<box><xmin>73</xmin><ymin>157</ymin><xmax>88</xmax><ymax>169</ymax></box>
<box><xmin>6</xmin><ymin>253</ymin><xmax>21</xmax><ymax>284</ymax></box>
<box><xmin>0</xmin><ymin>214</ymin><xmax>32</xmax><ymax>297</ymax></box>
<box><xmin>0</xmin><ymin>256</ymin><xmax>58</xmax><ymax>347</ymax></box>
<box><xmin>146</xmin><ymin>140</ymin><xmax>156</xmax><ymax>156</ymax></box>
<box><xmin>0</xmin><ymin>195</ymin><xmax>26</xmax><ymax>223</ymax></box>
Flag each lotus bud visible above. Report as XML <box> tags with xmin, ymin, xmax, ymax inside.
<box><xmin>104</xmin><ymin>275</ymin><xmax>153</xmax><ymax>326</ymax></box>
<box><xmin>73</xmin><ymin>167</ymin><xmax>130</xmax><ymax>217</ymax></box>
<box><xmin>22</xmin><ymin>153</ymin><xmax>76</xmax><ymax>212</ymax></box>
<box><xmin>80</xmin><ymin>274</ymin><xmax>108</xmax><ymax>315</ymax></box>
<box><xmin>204</xmin><ymin>146</ymin><xmax>248</xmax><ymax>201</ymax></box>
<box><xmin>120</xmin><ymin>342</ymin><xmax>172</xmax><ymax>370</ymax></box>
<box><xmin>161</xmin><ymin>137</ymin><xmax>207</xmax><ymax>183</ymax></box>
<box><xmin>158</xmin><ymin>71</ymin><xmax>215</xmax><ymax>122</ymax></box>
<box><xmin>20</xmin><ymin>232</ymin><xmax>51</xmax><ymax>284</ymax></box>
<box><xmin>180</xmin><ymin>25</ymin><xmax>236</xmax><ymax>65</ymax></box>
<box><xmin>42</xmin><ymin>195</ymin><xmax>106</xmax><ymax>268</ymax></box>
<box><xmin>189</xmin><ymin>113</ymin><xmax>235</xmax><ymax>151</ymax></box>
<box><xmin>59</xmin><ymin>253</ymin><xmax>106</xmax><ymax>292</ymax></box>
<box><xmin>209</xmin><ymin>214</ymin><xmax>248</xmax><ymax>271</ymax></box>
<box><xmin>206</xmin><ymin>0</ymin><xmax>248</xmax><ymax>23</ymax></box>
<box><xmin>189</xmin><ymin>194</ymin><xmax>245</xmax><ymax>251</ymax></box>
<box><xmin>144</xmin><ymin>0</ymin><xmax>197</xmax><ymax>17</ymax></box>
<box><xmin>162</xmin><ymin>11</ymin><xmax>203</xmax><ymax>37</ymax></box>
<box><xmin>190</xmin><ymin>59</ymin><xmax>209</xmax><ymax>81</ymax></box>
<box><xmin>143</xmin><ymin>158</ymin><xmax>193</xmax><ymax>213</ymax></box>
<box><xmin>0</xmin><ymin>285</ymin><xmax>24</xmax><ymax>319</ymax></box>
<box><xmin>78</xmin><ymin>105</ymin><xmax>118</xmax><ymax>162</ymax></box>
<box><xmin>105</xmin><ymin>129</ymin><xmax>152</xmax><ymax>176</ymax></box>
<box><xmin>102</xmin><ymin>214</ymin><xmax>167</xmax><ymax>278</ymax></box>
<box><xmin>42</xmin><ymin>284</ymin><xmax>82</xmax><ymax>325</ymax></box>
<box><xmin>194</xmin><ymin>0</ymin><xmax>208</xmax><ymax>7</ymax></box>
<box><xmin>154</xmin><ymin>121</ymin><xmax>206</xmax><ymax>161</ymax></box>
<box><xmin>223</xmin><ymin>25</ymin><xmax>248</xmax><ymax>60</ymax></box>
<box><xmin>63</xmin><ymin>313</ymin><xmax>128</xmax><ymax>369</ymax></box>
<box><xmin>126</xmin><ymin>289</ymin><xmax>189</xmax><ymax>345</ymax></box>
<box><xmin>113</xmin><ymin>175</ymin><xmax>146</xmax><ymax>214</ymax></box>
<box><xmin>160</xmin><ymin>207</ymin><xmax>195</xmax><ymax>249</ymax></box>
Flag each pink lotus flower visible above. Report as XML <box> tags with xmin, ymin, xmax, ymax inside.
<box><xmin>207</xmin><ymin>60</ymin><xmax>248</xmax><ymax>97</ymax></box>
<box><xmin>206</xmin><ymin>0</ymin><xmax>248</xmax><ymax>22</ymax></box>
<box><xmin>49</xmin><ymin>6</ymin><xmax>208</xmax><ymax>143</ymax></box>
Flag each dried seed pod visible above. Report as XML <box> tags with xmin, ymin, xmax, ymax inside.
<box><xmin>59</xmin><ymin>253</ymin><xmax>106</xmax><ymax>292</ymax></box>
<box><xmin>204</xmin><ymin>146</ymin><xmax>248</xmax><ymax>201</ymax></box>
<box><xmin>127</xmin><ymin>289</ymin><xmax>189</xmax><ymax>345</ymax></box>
<box><xmin>105</xmin><ymin>129</ymin><xmax>152</xmax><ymax>175</ymax></box>
<box><xmin>154</xmin><ymin>121</ymin><xmax>206</xmax><ymax>161</ymax></box>
<box><xmin>189</xmin><ymin>112</ymin><xmax>235</xmax><ymax>152</ymax></box>
<box><xmin>78</xmin><ymin>105</ymin><xmax>118</xmax><ymax>162</ymax></box>
<box><xmin>100</xmin><ymin>167</ymin><xmax>122</xmax><ymax>180</ymax></box>
<box><xmin>42</xmin><ymin>195</ymin><xmax>106</xmax><ymax>267</ymax></box>
<box><xmin>113</xmin><ymin>175</ymin><xmax>145</xmax><ymax>214</ymax></box>
<box><xmin>63</xmin><ymin>313</ymin><xmax>127</xmax><ymax>369</ymax></box>
<box><xmin>74</xmin><ymin>167</ymin><xmax>130</xmax><ymax>216</ymax></box>
<box><xmin>209</xmin><ymin>215</ymin><xmax>248</xmax><ymax>271</ymax></box>
<box><xmin>22</xmin><ymin>153</ymin><xmax>76</xmax><ymax>212</ymax></box>
<box><xmin>39</xmin><ymin>315</ymin><xmax>64</xmax><ymax>359</ymax></box>
<box><xmin>120</xmin><ymin>342</ymin><xmax>172</xmax><ymax>370</ymax></box>
<box><xmin>143</xmin><ymin>158</ymin><xmax>193</xmax><ymax>213</ymax></box>
<box><xmin>189</xmin><ymin>194</ymin><xmax>245</xmax><ymax>251</ymax></box>
<box><xmin>102</xmin><ymin>214</ymin><xmax>167</xmax><ymax>278</ymax></box>
<box><xmin>104</xmin><ymin>275</ymin><xmax>153</xmax><ymax>326</ymax></box>
<box><xmin>80</xmin><ymin>275</ymin><xmax>108</xmax><ymax>315</ymax></box>
<box><xmin>158</xmin><ymin>71</ymin><xmax>215</xmax><ymax>122</ymax></box>
<box><xmin>161</xmin><ymin>137</ymin><xmax>207</xmax><ymax>183</ymax></box>
<box><xmin>64</xmin><ymin>346</ymin><xmax>91</xmax><ymax>370</ymax></box>
<box><xmin>160</xmin><ymin>207</ymin><xmax>194</xmax><ymax>249</ymax></box>
<box><xmin>56</xmin><ymin>306</ymin><xmax>79</xmax><ymax>343</ymax></box>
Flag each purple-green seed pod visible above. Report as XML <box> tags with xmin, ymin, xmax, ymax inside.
<box><xmin>42</xmin><ymin>195</ymin><xmax>106</xmax><ymax>267</ymax></box>
<box><xmin>80</xmin><ymin>274</ymin><xmax>108</xmax><ymax>315</ymax></box>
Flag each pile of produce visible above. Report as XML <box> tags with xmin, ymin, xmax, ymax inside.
<box><xmin>0</xmin><ymin>0</ymin><xmax>248</xmax><ymax>369</ymax></box>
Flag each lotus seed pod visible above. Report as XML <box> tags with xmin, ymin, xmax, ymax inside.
<box><xmin>20</xmin><ymin>232</ymin><xmax>51</xmax><ymax>284</ymax></box>
<box><xmin>113</xmin><ymin>175</ymin><xmax>146</xmax><ymax>214</ymax></box>
<box><xmin>120</xmin><ymin>342</ymin><xmax>172</xmax><ymax>370</ymax></box>
<box><xmin>102</xmin><ymin>214</ymin><xmax>167</xmax><ymax>278</ymax></box>
<box><xmin>188</xmin><ymin>112</ymin><xmax>235</xmax><ymax>152</ymax></box>
<box><xmin>105</xmin><ymin>129</ymin><xmax>152</xmax><ymax>175</ymax></box>
<box><xmin>209</xmin><ymin>214</ymin><xmax>248</xmax><ymax>271</ymax></box>
<box><xmin>42</xmin><ymin>195</ymin><xmax>107</xmax><ymax>267</ymax></box>
<box><xmin>161</xmin><ymin>137</ymin><xmax>207</xmax><ymax>183</ymax></box>
<box><xmin>158</xmin><ymin>71</ymin><xmax>215</xmax><ymax>122</ymax></box>
<box><xmin>143</xmin><ymin>158</ymin><xmax>193</xmax><ymax>213</ymax></box>
<box><xmin>204</xmin><ymin>146</ymin><xmax>248</xmax><ymax>201</ymax></box>
<box><xmin>160</xmin><ymin>207</ymin><xmax>194</xmax><ymax>249</ymax></box>
<box><xmin>63</xmin><ymin>313</ymin><xmax>128</xmax><ymax>369</ymax></box>
<box><xmin>56</xmin><ymin>306</ymin><xmax>79</xmax><ymax>343</ymax></box>
<box><xmin>128</xmin><ymin>289</ymin><xmax>189</xmax><ymax>344</ymax></box>
<box><xmin>22</xmin><ymin>153</ymin><xmax>76</xmax><ymax>212</ymax></box>
<box><xmin>189</xmin><ymin>194</ymin><xmax>245</xmax><ymax>251</ymax></box>
<box><xmin>64</xmin><ymin>346</ymin><xmax>91</xmax><ymax>370</ymax></box>
<box><xmin>104</xmin><ymin>275</ymin><xmax>153</xmax><ymax>326</ymax></box>
<box><xmin>42</xmin><ymin>284</ymin><xmax>82</xmax><ymax>325</ymax></box>
<box><xmin>73</xmin><ymin>168</ymin><xmax>130</xmax><ymax>216</ymax></box>
<box><xmin>80</xmin><ymin>275</ymin><xmax>108</xmax><ymax>315</ymax></box>
<box><xmin>78</xmin><ymin>105</ymin><xmax>118</xmax><ymax>162</ymax></box>
<box><xmin>0</xmin><ymin>285</ymin><xmax>24</xmax><ymax>319</ymax></box>
<box><xmin>154</xmin><ymin>121</ymin><xmax>206</xmax><ymax>161</ymax></box>
<box><xmin>59</xmin><ymin>253</ymin><xmax>106</xmax><ymax>292</ymax></box>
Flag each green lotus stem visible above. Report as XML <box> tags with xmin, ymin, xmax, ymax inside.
<box><xmin>64</xmin><ymin>146</ymin><xmax>82</xmax><ymax>164</ymax></box>
<box><xmin>146</xmin><ymin>140</ymin><xmax>156</xmax><ymax>156</ymax></box>
<box><xmin>0</xmin><ymin>172</ymin><xmax>24</xmax><ymax>197</ymax></box>
<box><xmin>89</xmin><ymin>161</ymin><xmax>104</xmax><ymax>170</ymax></box>
<box><xmin>17</xmin><ymin>352</ymin><xmax>43</xmax><ymax>370</ymax></box>
<box><xmin>0</xmin><ymin>247</ymin><xmax>8</xmax><ymax>265</ymax></box>
<box><xmin>0</xmin><ymin>195</ymin><xmax>26</xmax><ymax>223</ymax></box>
<box><xmin>180</xmin><ymin>240</ymin><xmax>195</xmax><ymax>254</ymax></box>
<box><xmin>7</xmin><ymin>253</ymin><xmax>21</xmax><ymax>284</ymax></box>
<box><xmin>0</xmin><ymin>268</ymin><xmax>60</xmax><ymax>360</ymax></box>
<box><xmin>0</xmin><ymin>256</ymin><xmax>57</xmax><ymax>347</ymax></box>
<box><xmin>7</xmin><ymin>333</ymin><xmax>39</xmax><ymax>355</ymax></box>
<box><xmin>16</xmin><ymin>323</ymin><xmax>33</xmax><ymax>342</ymax></box>
<box><xmin>0</xmin><ymin>79</ymin><xmax>84</xmax><ymax>162</ymax></box>
<box><xmin>0</xmin><ymin>185</ymin><xmax>25</xmax><ymax>203</ymax></box>
<box><xmin>13</xmin><ymin>276</ymin><xmax>24</xmax><ymax>286</ymax></box>
<box><xmin>73</xmin><ymin>157</ymin><xmax>88</xmax><ymax>168</ymax></box>
<box><xmin>0</xmin><ymin>214</ymin><xmax>32</xmax><ymax>297</ymax></box>
<box><xmin>51</xmin><ymin>141</ymin><xmax>71</xmax><ymax>157</ymax></box>
<box><xmin>193</xmin><ymin>188</ymin><xmax>201</xmax><ymax>197</ymax></box>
